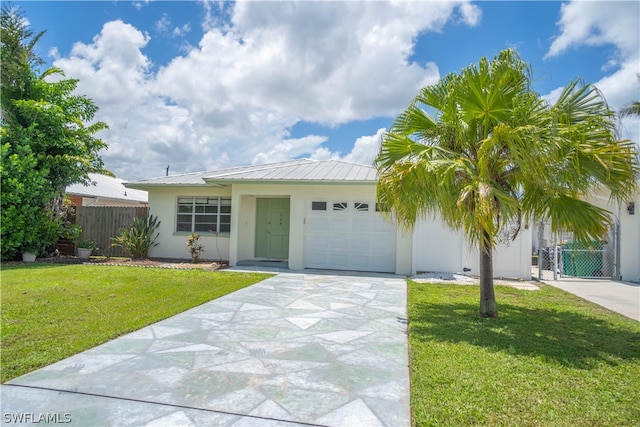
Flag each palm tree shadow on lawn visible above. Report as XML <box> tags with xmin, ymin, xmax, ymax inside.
<box><xmin>410</xmin><ymin>301</ymin><xmax>640</xmax><ymax>370</ymax></box>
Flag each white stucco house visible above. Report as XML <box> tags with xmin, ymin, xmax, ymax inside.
<box><xmin>125</xmin><ymin>159</ymin><xmax>532</xmax><ymax>278</ymax></box>
<box><xmin>583</xmin><ymin>186</ymin><xmax>640</xmax><ymax>282</ymax></box>
<box><xmin>531</xmin><ymin>184</ymin><xmax>639</xmax><ymax>282</ymax></box>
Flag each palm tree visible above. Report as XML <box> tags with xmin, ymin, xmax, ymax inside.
<box><xmin>376</xmin><ymin>49</ymin><xmax>638</xmax><ymax>317</ymax></box>
<box><xmin>619</xmin><ymin>75</ymin><xmax>640</xmax><ymax>119</ymax></box>
<box><xmin>619</xmin><ymin>102</ymin><xmax>640</xmax><ymax>119</ymax></box>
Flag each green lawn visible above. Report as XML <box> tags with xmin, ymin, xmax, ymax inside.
<box><xmin>3</xmin><ymin>265</ymin><xmax>639</xmax><ymax>426</ymax></box>
<box><xmin>408</xmin><ymin>281</ymin><xmax>640</xmax><ymax>426</ymax></box>
<box><xmin>0</xmin><ymin>264</ymin><xmax>271</xmax><ymax>383</ymax></box>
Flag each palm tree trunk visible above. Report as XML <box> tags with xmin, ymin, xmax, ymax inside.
<box><xmin>479</xmin><ymin>232</ymin><xmax>498</xmax><ymax>318</ymax></box>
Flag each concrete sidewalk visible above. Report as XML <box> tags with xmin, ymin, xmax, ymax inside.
<box><xmin>1</xmin><ymin>272</ymin><xmax>410</xmax><ymax>426</ymax></box>
<box><xmin>541</xmin><ymin>275</ymin><xmax>640</xmax><ymax>321</ymax></box>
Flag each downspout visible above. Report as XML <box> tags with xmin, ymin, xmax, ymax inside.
<box><xmin>537</xmin><ymin>222</ymin><xmax>544</xmax><ymax>281</ymax></box>
<box><xmin>616</xmin><ymin>203</ymin><xmax>622</xmax><ymax>281</ymax></box>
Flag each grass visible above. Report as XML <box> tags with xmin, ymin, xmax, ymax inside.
<box><xmin>0</xmin><ymin>264</ymin><xmax>272</xmax><ymax>383</ymax></box>
<box><xmin>3</xmin><ymin>264</ymin><xmax>639</xmax><ymax>425</ymax></box>
<box><xmin>408</xmin><ymin>281</ymin><xmax>640</xmax><ymax>426</ymax></box>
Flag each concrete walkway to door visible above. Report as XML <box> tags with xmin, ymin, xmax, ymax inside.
<box><xmin>2</xmin><ymin>272</ymin><xmax>410</xmax><ymax>426</ymax></box>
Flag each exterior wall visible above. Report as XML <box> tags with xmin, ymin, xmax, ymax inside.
<box><xmin>229</xmin><ymin>182</ymin><xmax>413</xmax><ymax>275</ymax></box>
<box><xmin>145</xmin><ymin>181</ymin><xmax>532</xmax><ymax>277</ymax></box>
<box><xmin>68</xmin><ymin>195</ymin><xmax>83</xmax><ymax>206</ymax></box>
<box><xmin>585</xmin><ymin>189</ymin><xmax>640</xmax><ymax>282</ymax></box>
<box><xmin>147</xmin><ymin>186</ymin><xmax>232</xmax><ymax>261</ymax></box>
<box><xmin>412</xmin><ymin>217</ymin><xmax>465</xmax><ymax>274</ymax></box>
<box><xmin>412</xmin><ymin>216</ymin><xmax>533</xmax><ymax>280</ymax></box>
<box><xmin>466</xmin><ymin>229</ymin><xmax>533</xmax><ymax>279</ymax></box>
<box><xmin>619</xmin><ymin>196</ymin><xmax>640</xmax><ymax>282</ymax></box>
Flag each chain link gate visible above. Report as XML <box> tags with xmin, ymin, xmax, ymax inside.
<box><xmin>536</xmin><ymin>220</ymin><xmax>619</xmax><ymax>280</ymax></box>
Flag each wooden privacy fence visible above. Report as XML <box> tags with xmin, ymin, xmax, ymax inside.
<box><xmin>75</xmin><ymin>206</ymin><xmax>149</xmax><ymax>257</ymax></box>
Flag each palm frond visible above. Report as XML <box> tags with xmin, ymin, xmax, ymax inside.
<box><xmin>619</xmin><ymin>101</ymin><xmax>640</xmax><ymax>119</ymax></box>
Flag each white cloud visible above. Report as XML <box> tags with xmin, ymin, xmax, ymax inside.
<box><xmin>53</xmin><ymin>1</ymin><xmax>479</xmax><ymax>180</ymax></box>
<box><xmin>542</xmin><ymin>86</ymin><xmax>565</xmax><ymax>106</ymax></box>
<box><xmin>546</xmin><ymin>1</ymin><xmax>639</xmax><ymax>59</ymax></box>
<box><xmin>342</xmin><ymin>128</ymin><xmax>387</xmax><ymax>166</ymax></box>
<box><xmin>456</xmin><ymin>1</ymin><xmax>482</xmax><ymax>26</ymax></box>
<box><xmin>172</xmin><ymin>23</ymin><xmax>191</xmax><ymax>38</ymax></box>
<box><xmin>155</xmin><ymin>14</ymin><xmax>171</xmax><ymax>34</ymax></box>
<box><xmin>252</xmin><ymin>135</ymin><xmax>329</xmax><ymax>165</ymax></box>
<box><xmin>544</xmin><ymin>1</ymin><xmax>639</xmax><ymax>144</ymax></box>
<box><xmin>55</xmin><ymin>20</ymin><xmax>151</xmax><ymax>108</ymax></box>
<box><xmin>132</xmin><ymin>0</ymin><xmax>150</xmax><ymax>12</ymax></box>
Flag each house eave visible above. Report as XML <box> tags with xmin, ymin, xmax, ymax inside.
<box><xmin>201</xmin><ymin>179</ymin><xmax>377</xmax><ymax>186</ymax></box>
<box><xmin>124</xmin><ymin>182</ymin><xmax>229</xmax><ymax>190</ymax></box>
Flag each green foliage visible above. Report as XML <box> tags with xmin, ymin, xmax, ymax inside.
<box><xmin>0</xmin><ymin>265</ymin><xmax>272</xmax><ymax>382</ymax></box>
<box><xmin>0</xmin><ymin>5</ymin><xmax>109</xmax><ymax>260</ymax></box>
<box><xmin>0</xmin><ymin>138</ymin><xmax>57</xmax><ymax>257</ymax></box>
<box><xmin>75</xmin><ymin>238</ymin><xmax>95</xmax><ymax>250</ymax></box>
<box><xmin>619</xmin><ymin>101</ymin><xmax>640</xmax><ymax>119</ymax></box>
<box><xmin>186</xmin><ymin>233</ymin><xmax>204</xmax><ymax>263</ymax></box>
<box><xmin>111</xmin><ymin>215</ymin><xmax>161</xmax><ymax>260</ymax></box>
<box><xmin>63</xmin><ymin>223</ymin><xmax>82</xmax><ymax>242</ymax></box>
<box><xmin>619</xmin><ymin>75</ymin><xmax>639</xmax><ymax>119</ymax></box>
<box><xmin>0</xmin><ymin>4</ymin><xmax>46</xmax><ymax>116</ymax></box>
<box><xmin>376</xmin><ymin>49</ymin><xmax>639</xmax><ymax>316</ymax></box>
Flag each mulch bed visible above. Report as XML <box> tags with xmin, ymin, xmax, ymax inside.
<box><xmin>5</xmin><ymin>256</ymin><xmax>228</xmax><ymax>270</ymax></box>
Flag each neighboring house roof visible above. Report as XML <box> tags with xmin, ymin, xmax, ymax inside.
<box><xmin>126</xmin><ymin>159</ymin><xmax>378</xmax><ymax>188</ymax></box>
<box><xmin>66</xmin><ymin>173</ymin><xmax>148</xmax><ymax>203</ymax></box>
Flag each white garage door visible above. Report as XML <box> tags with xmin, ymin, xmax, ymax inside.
<box><xmin>305</xmin><ymin>200</ymin><xmax>396</xmax><ymax>273</ymax></box>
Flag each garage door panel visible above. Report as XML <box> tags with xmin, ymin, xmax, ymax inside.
<box><xmin>351</xmin><ymin>237</ymin><xmax>371</xmax><ymax>251</ymax></box>
<box><xmin>352</xmin><ymin>218</ymin><xmax>372</xmax><ymax>232</ymax></box>
<box><xmin>307</xmin><ymin>217</ymin><xmax>330</xmax><ymax>232</ymax></box>
<box><xmin>373</xmin><ymin>216</ymin><xmax>395</xmax><ymax>228</ymax></box>
<box><xmin>349</xmin><ymin>255</ymin><xmax>370</xmax><ymax>269</ymax></box>
<box><xmin>370</xmin><ymin>238</ymin><xmax>393</xmax><ymax>250</ymax></box>
<box><xmin>328</xmin><ymin>254</ymin><xmax>350</xmax><ymax>268</ymax></box>
<box><xmin>306</xmin><ymin>200</ymin><xmax>396</xmax><ymax>273</ymax></box>
<box><xmin>370</xmin><ymin>257</ymin><xmax>395</xmax><ymax>271</ymax></box>
<box><xmin>306</xmin><ymin>233</ymin><xmax>328</xmax><ymax>248</ymax></box>
<box><xmin>330</xmin><ymin>218</ymin><xmax>350</xmax><ymax>232</ymax></box>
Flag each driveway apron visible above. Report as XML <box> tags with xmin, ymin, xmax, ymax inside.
<box><xmin>2</xmin><ymin>272</ymin><xmax>410</xmax><ymax>426</ymax></box>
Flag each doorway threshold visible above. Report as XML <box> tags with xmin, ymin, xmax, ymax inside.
<box><xmin>237</xmin><ymin>260</ymin><xmax>289</xmax><ymax>269</ymax></box>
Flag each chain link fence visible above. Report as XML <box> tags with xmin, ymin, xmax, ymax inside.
<box><xmin>534</xmin><ymin>221</ymin><xmax>619</xmax><ymax>279</ymax></box>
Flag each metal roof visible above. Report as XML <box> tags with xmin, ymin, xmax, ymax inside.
<box><xmin>126</xmin><ymin>159</ymin><xmax>378</xmax><ymax>188</ymax></box>
<box><xmin>66</xmin><ymin>173</ymin><xmax>148</xmax><ymax>202</ymax></box>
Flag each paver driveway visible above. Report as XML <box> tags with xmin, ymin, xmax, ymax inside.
<box><xmin>2</xmin><ymin>272</ymin><xmax>410</xmax><ymax>426</ymax></box>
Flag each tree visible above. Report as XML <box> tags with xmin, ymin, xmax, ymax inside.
<box><xmin>375</xmin><ymin>49</ymin><xmax>639</xmax><ymax>317</ymax></box>
<box><xmin>619</xmin><ymin>75</ymin><xmax>640</xmax><ymax>119</ymax></box>
<box><xmin>1</xmin><ymin>5</ymin><xmax>109</xmax><ymax>260</ymax></box>
<box><xmin>1</xmin><ymin>3</ymin><xmax>46</xmax><ymax>121</ymax></box>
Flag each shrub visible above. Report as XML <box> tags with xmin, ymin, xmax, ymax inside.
<box><xmin>186</xmin><ymin>233</ymin><xmax>204</xmax><ymax>263</ymax></box>
<box><xmin>111</xmin><ymin>215</ymin><xmax>160</xmax><ymax>259</ymax></box>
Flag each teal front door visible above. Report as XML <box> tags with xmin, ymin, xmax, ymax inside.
<box><xmin>255</xmin><ymin>198</ymin><xmax>290</xmax><ymax>259</ymax></box>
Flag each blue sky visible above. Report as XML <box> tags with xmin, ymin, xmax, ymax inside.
<box><xmin>16</xmin><ymin>1</ymin><xmax>640</xmax><ymax>180</ymax></box>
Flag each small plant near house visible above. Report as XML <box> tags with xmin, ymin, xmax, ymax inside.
<box><xmin>75</xmin><ymin>238</ymin><xmax>95</xmax><ymax>249</ymax></box>
<box><xmin>186</xmin><ymin>233</ymin><xmax>204</xmax><ymax>263</ymax></box>
<box><xmin>111</xmin><ymin>215</ymin><xmax>160</xmax><ymax>260</ymax></box>
<box><xmin>75</xmin><ymin>237</ymin><xmax>96</xmax><ymax>259</ymax></box>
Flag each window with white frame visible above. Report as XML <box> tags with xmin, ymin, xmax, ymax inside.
<box><xmin>176</xmin><ymin>197</ymin><xmax>231</xmax><ymax>233</ymax></box>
